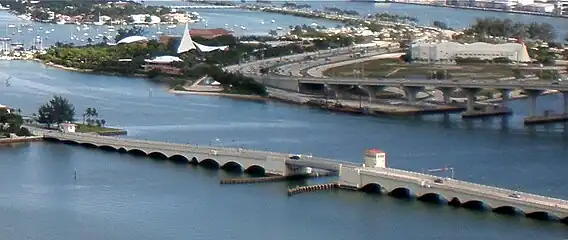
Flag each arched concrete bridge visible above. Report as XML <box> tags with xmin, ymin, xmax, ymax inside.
<box><xmin>37</xmin><ymin>129</ymin><xmax>568</xmax><ymax>222</ymax></box>
<box><xmin>339</xmin><ymin>165</ymin><xmax>568</xmax><ymax>221</ymax></box>
<box><xmin>40</xmin><ymin>130</ymin><xmax>356</xmax><ymax>176</ymax></box>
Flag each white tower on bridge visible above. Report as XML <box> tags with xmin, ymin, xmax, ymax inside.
<box><xmin>363</xmin><ymin>149</ymin><xmax>387</xmax><ymax>168</ymax></box>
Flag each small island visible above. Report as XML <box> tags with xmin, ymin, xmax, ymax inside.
<box><xmin>34</xmin><ymin>96</ymin><xmax>127</xmax><ymax>136</ymax></box>
<box><xmin>0</xmin><ymin>105</ymin><xmax>35</xmax><ymax>144</ymax></box>
<box><xmin>36</xmin><ymin>25</ymin><xmax>359</xmax><ymax>98</ymax></box>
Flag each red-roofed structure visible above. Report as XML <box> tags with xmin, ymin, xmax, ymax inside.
<box><xmin>189</xmin><ymin>28</ymin><xmax>233</xmax><ymax>39</ymax></box>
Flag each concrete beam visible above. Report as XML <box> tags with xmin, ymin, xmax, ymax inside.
<box><xmin>403</xmin><ymin>86</ymin><xmax>424</xmax><ymax>104</ymax></box>
<box><xmin>463</xmin><ymin>88</ymin><xmax>481</xmax><ymax>113</ymax></box>
<box><xmin>525</xmin><ymin>90</ymin><xmax>543</xmax><ymax>117</ymax></box>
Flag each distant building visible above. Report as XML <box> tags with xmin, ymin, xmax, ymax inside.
<box><xmin>0</xmin><ymin>104</ymin><xmax>10</xmax><ymax>113</ymax></box>
<box><xmin>142</xmin><ymin>56</ymin><xmax>184</xmax><ymax>75</ymax></box>
<box><xmin>410</xmin><ymin>42</ymin><xmax>531</xmax><ymax>62</ymax></box>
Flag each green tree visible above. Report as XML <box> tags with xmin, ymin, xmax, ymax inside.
<box><xmin>37</xmin><ymin>96</ymin><xmax>75</xmax><ymax>126</ymax></box>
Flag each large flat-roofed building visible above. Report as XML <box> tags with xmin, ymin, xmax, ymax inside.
<box><xmin>410</xmin><ymin>42</ymin><xmax>531</xmax><ymax>62</ymax></box>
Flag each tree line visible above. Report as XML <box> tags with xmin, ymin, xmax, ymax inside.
<box><xmin>463</xmin><ymin>17</ymin><xmax>556</xmax><ymax>42</ymax></box>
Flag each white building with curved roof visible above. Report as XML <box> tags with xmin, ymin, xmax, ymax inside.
<box><xmin>117</xmin><ymin>36</ymin><xmax>148</xmax><ymax>44</ymax></box>
<box><xmin>410</xmin><ymin>42</ymin><xmax>531</xmax><ymax>62</ymax></box>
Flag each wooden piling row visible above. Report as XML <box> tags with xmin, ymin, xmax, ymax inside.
<box><xmin>287</xmin><ymin>183</ymin><xmax>339</xmax><ymax>196</ymax></box>
<box><xmin>220</xmin><ymin>176</ymin><xmax>288</xmax><ymax>185</ymax></box>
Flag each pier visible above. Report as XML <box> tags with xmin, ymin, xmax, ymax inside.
<box><xmin>33</xmin><ymin>128</ymin><xmax>568</xmax><ymax>223</ymax></box>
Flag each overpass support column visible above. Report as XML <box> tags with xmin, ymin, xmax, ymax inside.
<box><xmin>440</xmin><ymin>87</ymin><xmax>454</xmax><ymax>104</ymax></box>
<box><xmin>359</xmin><ymin>85</ymin><xmax>384</xmax><ymax>102</ymax></box>
<box><xmin>500</xmin><ymin>89</ymin><xmax>512</xmax><ymax>108</ymax></box>
<box><xmin>403</xmin><ymin>86</ymin><xmax>423</xmax><ymax>104</ymax></box>
<box><xmin>463</xmin><ymin>88</ymin><xmax>480</xmax><ymax>113</ymax></box>
<box><xmin>525</xmin><ymin>90</ymin><xmax>543</xmax><ymax>117</ymax></box>
<box><xmin>327</xmin><ymin>84</ymin><xmax>344</xmax><ymax>99</ymax></box>
<box><xmin>563</xmin><ymin>91</ymin><xmax>568</xmax><ymax>115</ymax></box>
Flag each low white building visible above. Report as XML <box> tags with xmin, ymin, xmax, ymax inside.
<box><xmin>410</xmin><ymin>42</ymin><xmax>531</xmax><ymax>62</ymax></box>
<box><xmin>523</xmin><ymin>3</ymin><xmax>555</xmax><ymax>12</ymax></box>
<box><xmin>59</xmin><ymin>123</ymin><xmax>76</xmax><ymax>133</ymax></box>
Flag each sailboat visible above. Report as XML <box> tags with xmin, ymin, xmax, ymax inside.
<box><xmin>156</xmin><ymin>24</ymin><xmax>163</xmax><ymax>35</ymax></box>
<box><xmin>93</xmin><ymin>13</ymin><xmax>104</xmax><ymax>26</ymax></box>
<box><xmin>5</xmin><ymin>77</ymin><xmax>12</xmax><ymax>87</ymax></box>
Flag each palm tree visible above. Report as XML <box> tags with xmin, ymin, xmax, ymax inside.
<box><xmin>83</xmin><ymin>108</ymin><xmax>92</xmax><ymax>124</ymax></box>
<box><xmin>91</xmin><ymin>108</ymin><xmax>98</xmax><ymax>122</ymax></box>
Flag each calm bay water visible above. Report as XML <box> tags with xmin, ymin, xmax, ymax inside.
<box><xmin>1</xmin><ymin>60</ymin><xmax>568</xmax><ymax>239</ymax></box>
<box><xmin>1</xmin><ymin>3</ymin><xmax>568</xmax><ymax>239</ymax></box>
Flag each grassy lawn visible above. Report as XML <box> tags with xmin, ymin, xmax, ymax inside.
<box><xmin>75</xmin><ymin>123</ymin><xmax>123</xmax><ymax>134</ymax></box>
<box><xmin>323</xmin><ymin>58</ymin><xmax>542</xmax><ymax>80</ymax></box>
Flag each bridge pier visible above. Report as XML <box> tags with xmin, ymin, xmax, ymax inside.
<box><xmin>525</xmin><ymin>90</ymin><xmax>543</xmax><ymax>117</ymax></box>
<box><xmin>564</xmin><ymin>91</ymin><xmax>568</xmax><ymax>115</ymax></box>
<box><xmin>500</xmin><ymin>89</ymin><xmax>512</xmax><ymax>108</ymax></box>
<box><xmin>463</xmin><ymin>88</ymin><xmax>480</xmax><ymax>113</ymax></box>
<box><xmin>326</xmin><ymin>84</ymin><xmax>345</xmax><ymax>99</ymax></box>
<box><xmin>403</xmin><ymin>86</ymin><xmax>423</xmax><ymax>104</ymax></box>
<box><xmin>440</xmin><ymin>87</ymin><xmax>454</xmax><ymax>104</ymax></box>
<box><xmin>359</xmin><ymin>85</ymin><xmax>384</xmax><ymax>102</ymax></box>
<box><xmin>524</xmin><ymin>90</ymin><xmax>568</xmax><ymax>125</ymax></box>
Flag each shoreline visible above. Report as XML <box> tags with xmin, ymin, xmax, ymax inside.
<box><xmin>32</xmin><ymin>58</ymin><xmax>563</xmax><ymax>118</ymax></box>
<box><xmin>389</xmin><ymin>2</ymin><xmax>568</xmax><ymax>19</ymax></box>
<box><xmin>168</xmin><ymin>89</ymin><xmax>267</xmax><ymax>101</ymax></box>
<box><xmin>0</xmin><ymin>136</ymin><xmax>43</xmax><ymax>144</ymax></box>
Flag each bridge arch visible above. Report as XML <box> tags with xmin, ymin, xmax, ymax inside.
<box><xmin>117</xmin><ymin>147</ymin><xmax>128</xmax><ymax>153</ymax></box>
<box><xmin>360</xmin><ymin>183</ymin><xmax>383</xmax><ymax>194</ymax></box>
<box><xmin>168</xmin><ymin>154</ymin><xmax>190</xmax><ymax>163</ymax></box>
<box><xmin>493</xmin><ymin>205</ymin><xmax>521</xmax><ymax>216</ymax></box>
<box><xmin>199</xmin><ymin>158</ymin><xmax>220</xmax><ymax>169</ymax></box>
<box><xmin>417</xmin><ymin>192</ymin><xmax>448</xmax><ymax>204</ymax></box>
<box><xmin>221</xmin><ymin>161</ymin><xmax>244</xmax><ymax>172</ymax></box>
<box><xmin>127</xmin><ymin>148</ymin><xmax>148</xmax><ymax>156</ymax></box>
<box><xmin>148</xmin><ymin>151</ymin><xmax>168</xmax><ymax>159</ymax></box>
<box><xmin>60</xmin><ymin>139</ymin><xmax>79</xmax><ymax>145</ymax></box>
<box><xmin>99</xmin><ymin>145</ymin><xmax>118</xmax><ymax>151</ymax></box>
<box><xmin>388</xmin><ymin>187</ymin><xmax>414</xmax><ymax>199</ymax></box>
<box><xmin>461</xmin><ymin>200</ymin><xmax>489</xmax><ymax>211</ymax></box>
<box><xmin>80</xmin><ymin>142</ymin><xmax>98</xmax><ymax>148</ymax></box>
<box><xmin>526</xmin><ymin>211</ymin><xmax>554</xmax><ymax>221</ymax></box>
<box><xmin>245</xmin><ymin>165</ymin><xmax>266</xmax><ymax>176</ymax></box>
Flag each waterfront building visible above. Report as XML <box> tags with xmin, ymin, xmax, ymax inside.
<box><xmin>410</xmin><ymin>42</ymin><xmax>531</xmax><ymax>62</ymax></box>
<box><xmin>59</xmin><ymin>123</ymin><xmax>76</xmax><ymax>133</ymax></box>
<box><xmin>142</xmin><ymin>56</ymin><xmax>184</xmax><ymax>75</ymax></box>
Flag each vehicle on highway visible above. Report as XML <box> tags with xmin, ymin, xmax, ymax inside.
<box><xmin>434</xmin><ymin>178</ymin><xmax>444</xmax><ymax>184</ymax></box>
<box><xmin>288</xmin><ymin>154</ymin><xmax>312</xmax><ymax>160</ymax></box>
<box><xmin>508</xmin><ymin>193</ymin><xmax>521</xmax><ymax>198</ymax></box>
